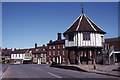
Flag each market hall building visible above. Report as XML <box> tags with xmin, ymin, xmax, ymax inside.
<box><xmin>63</xmin><ymin>8</ymin><xmax>106</xmax><ymax>65</ymax></box>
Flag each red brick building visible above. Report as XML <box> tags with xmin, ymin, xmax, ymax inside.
<box><xmin>30</xmin><ymin>44</ymin><xmax>47</xmax><ymax>64</ymax></box>
<box><xmin>105</xmin><ymin>36</ymin><xmax>120</xmax><ymax>62</ymax></box>
<box><xmin>47</xmin><ymin>33</ymin><xmax>75</xmax><ymax>64</ymax></box>
<box><xmin>10</xmin><ymin>44</ymin><xmax>47</xmax><ymax>64</ymax></box>
<box><xmin>2</xmin><ymin>48</ymin><xmax>12</xmax><ymax>63</ymax></box>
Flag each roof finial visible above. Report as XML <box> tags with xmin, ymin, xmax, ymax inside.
<box><xmin>82</xmin><ymin>8</ymin><xmax>83</xmax><ymax>14</ymax></box>
<box><xmin>81</xmin><ymin>3</ymin><xmax>84</xmax><ymax>14</ymax></box>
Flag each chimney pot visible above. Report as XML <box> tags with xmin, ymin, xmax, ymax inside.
<box><xmin>57</xmin><ymin>33</ymin><xmax>61</xmax><ymax>40</ymax></box>
<box><xmin>43</xmin><ymin>44</ymin><xmax>45</xmax><ymax>47</ymax></box>
<box><xmin>35</xmin><ymin>43</ymin><xmax>37</xmax><ymax>48</ymax></box>
<box><xmin>14</xmin><ymin>48</ymin><xmax>16</xmax><ymax>51</ymax></box>
<box><xmin>49</xmin><ymin>40</ymin><xmax>52</xmax><ymax>43</ymax></box>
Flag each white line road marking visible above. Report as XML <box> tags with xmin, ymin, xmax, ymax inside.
<box><xmin>47</xmin><ymin>72</ymin><xmax>62</xmax><ymax>78</ymax></box>
<box><xmin>1</xmin><ymin>71</ymin><xmax>5</xmax><ymax>79</ymax></box>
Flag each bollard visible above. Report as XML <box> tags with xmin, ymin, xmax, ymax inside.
<box><xmin>94</xmin><ymin>65</ymin><xmax>96</xmax><ymax>69</ymax></box>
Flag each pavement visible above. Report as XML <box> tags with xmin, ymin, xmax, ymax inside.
<box><xmin>51</xmin><ymin>63</ymin><xmax>120</xmax><ymax>77</ymax></box>
<box><xmin>2</xmin><ymin>64</ymin><xmax>9</xmax><ymax>72</ymax></box>
<box><xmin>0</xmin><ymin>64</ymin><xmax>9</xmax><ymax>79</ymax></box>
<box><xmin>1</xmin><ymin>64</ymin><xmax>119</xmax><ymax>79</ymax></box>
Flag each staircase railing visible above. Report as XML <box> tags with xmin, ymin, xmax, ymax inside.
<box><xmin>109</xmin><ymin>45</ymin><xmax>114</xmax><ymax>57</ymax></box>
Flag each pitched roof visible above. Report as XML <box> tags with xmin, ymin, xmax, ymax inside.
<box><xmin>63</xmin><ymin>13</ymin><xmax>106</xmax><ymax>35</ymax></box>
<box><xmin>105</xmin><ymin>36</ymin><xmax>120</xmax><ymax>50</ymax></box>
<box><xmin>29</xmin><ymin>46</ymin><xmax>47</xmax><ymax>54</ymax></box>
<box><xmin>47</xmin><ymin>39</ymin><xmax>65</xmax><ymax>45</ymax></box>
<box><xmin>12</xmin><ymin>49</ymin><xmax>28</xmax><ymax>54</ymax></box>
<box><xmin>12</xmin><ymin>46</ymin><xmax>47</xmax><ymax>54</ymax></box>
<box><xmin>2</xmin><ymin>49</ymin><xmax>12</xmax><ymax>56</ymax></box>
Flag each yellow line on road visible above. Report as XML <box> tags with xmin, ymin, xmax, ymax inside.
<box><xmin>3</xmin><ymin>68</ymin><xmax>8</xmax><ymax>79</ymax></box>
<box><xmin>6</xmin><ymin>66</ymin><xmax>10</xmax><ymax>79</ymax></box>
<box><xmin>2</xmin><ymin>66</ymin><xmax>10</xmax><ymax>80</ymax></box>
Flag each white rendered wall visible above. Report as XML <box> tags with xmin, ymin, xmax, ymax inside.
<box><xmin>65</xmin><ymin>32</ymin><xmax>104</xmax><ymax>47</ymax></box>
<box><xmin>11</xmin><ymin>54</ymin><xmax>25</xmax><ymax>59</ymax></box>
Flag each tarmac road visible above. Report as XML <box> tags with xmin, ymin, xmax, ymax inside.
<box><xmin>2</xmin><ymin>64</ymin><xmax>119</xmax><ymax>79</ymax></box>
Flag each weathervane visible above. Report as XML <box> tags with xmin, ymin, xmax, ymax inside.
<box><xmin>81</xmin><ymin>3</ymin><xmax>84</xmax><ymax>14</ymax></box>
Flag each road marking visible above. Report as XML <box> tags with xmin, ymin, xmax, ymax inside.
<box><xmin>2</xmin><ymin>66</ymin><xmax>10</xmax><ymax>80</ymax></box>
<box><xmin>47</xmin><ymin>72</ymin><xmax>62</xmax><ymax>78</ymax></box>
<box><xmin>3</xmin><ymin>68</ymin><xmax>8</xmax><ymax>78</ymax></box>
<box><xmin>31</xmin><ymin>67</ymin><xmax>43</xmax><ymax>71</ymax></box>
<box><xmin>6</xmin><ymin>67</ymin><xmax>10</xmax><ymax>79</ymax></box>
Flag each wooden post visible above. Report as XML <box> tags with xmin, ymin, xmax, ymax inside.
<box><xmin>78</xmin><ymin>51</ymin><xmax>81</xmax><ymax>65</ymax></box>
<box><xmin>67</xmin><ymin>50</ymin><xmax>71</xmax><ymax>65</ymax></box>
<box><xmin>92</xmin><ymin>50</ymin><xmax>94</xmax><ymax>65</ymax></box>
<box><xmin>93</xmin><ymin>50</ymin><xmax>96</xmax><ymax>64</ymax></box>
<box><xmin>86</xmin><ymin>50</ymin><xmax>88</xmax><ymax>65</ymax></box>
<box><xmin>93</xmin><ymin>50</ymin><xmax>96</xmax><ymax>69</ymax></box>
<box><xmin>75</xmin><ymin>50</ymin><xmax>78</xmax><ymax>64</ymax></box>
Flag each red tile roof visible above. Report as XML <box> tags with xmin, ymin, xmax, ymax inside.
<box><xmin>12</xmin><ymin>49</ymin><xmax>28</xmax><ymax>54</ymax></box>
<box><xmin>47</xmin><ymin>39</ymin><xmax>65</xmax><ymax>45</ymax></box>
<box><xmin>12</xmin><ymin>46</ymin><xmax>47</xmax><ymax>54</ymax></box>
<box><xmin>2</xmin><ymin>48</ymin><xmax>12</xmax><ymax>56</ymax></box>
<box><xmin>105</xmin><ymin>36</ymin><xmax>120</xmax><ymax>50</ymax></box>
<box><xmin>29</xmin><ymin>46</ymin><xmax>47</xmax><ymax>54</ymax></box>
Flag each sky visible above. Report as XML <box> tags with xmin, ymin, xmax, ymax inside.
<box><xmin>2</xmin><ymin>2</ymin><xmax>118</xmax><ymax>49</ymax></box>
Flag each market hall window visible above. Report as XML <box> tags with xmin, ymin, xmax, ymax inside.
<box><xmin>68</xmin><ymin>33</ymin><xmax>74</xmax><ymax>41</ymax></box>
<box><xmin>83</xmin><ymin>32</ymin><xmax>90</xmax><ymax>40</ymax></box>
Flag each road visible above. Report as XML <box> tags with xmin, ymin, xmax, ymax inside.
<box><xmin>2</xmin><ymin>64</ymin><xmax>119</xmax><ymax>79</ymax></box>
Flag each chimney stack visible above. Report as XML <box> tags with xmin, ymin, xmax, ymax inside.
<box><xmin>43</xmin><ymin>44</ymin><xmax>45</xmax><ymax>47</ymax></box>
<box><xmin>49</xmin><ymin>40</ymin><xmax>52</xmax><ymax>43</ymax></box>
<box><xmin>35</xmin><ymin>43</ymin><xmax>37</xmax><ymax>48</ymax></box>
<box><xmin>57</xmin><ymin>33</ymin><xmax>61</xmax><ymax>40</ymax></box>
<box><xmin>14</xmin><ymin>48</ymin><xmax>16</xmax><ymax>51</ymax></box>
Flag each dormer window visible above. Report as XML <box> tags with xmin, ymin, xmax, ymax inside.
<box><xmin>83</xmin><ymin>32</ymin><xmax>90</xmax><ymax>40</ymax></box>
<box><xmin>68</xmin><ymin>33</ymin><xmax>74</xmax><ymax>41</ymax></box>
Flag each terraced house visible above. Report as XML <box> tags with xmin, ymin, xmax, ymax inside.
<box><xmin>10</xmin><ymin>44</ymin><xmax>47</xmax><ymax>64</ymax></box>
